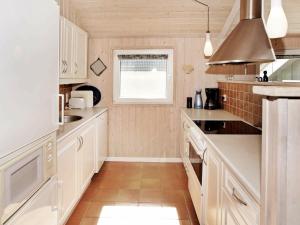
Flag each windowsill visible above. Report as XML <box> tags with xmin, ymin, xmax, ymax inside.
<box><xmin>113</xmin><ymin>100</ymin><xmax>174</xmax><ymax>106</ymax></box>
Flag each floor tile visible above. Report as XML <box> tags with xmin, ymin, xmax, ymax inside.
<box><xmin>141</xmin><ymin>178</ymin><xmax>161</xmax><ymax>189</ymax></box>
<box><xmin>117</xmin><ymin>189</ymin><xmax>139</xmax><ymax>202</ymax></box>
<box><xmin>139</xmin><ymin>189</ymin><xmax>162</xmax><ymax>203</ymax></box>
<box><xmin>92</xmin><ymin>188</ymin><xmax>119</xmax><ymax>202</ymax></box>
<box><xmin>66</xmin><ymin>162</ymin><xmax>199</xmax><ymax>225</ymax></box>
<box><xmin>84</xmin><ymin>202</ymin><xmax>115</xmax><ymax>218</ymax></box>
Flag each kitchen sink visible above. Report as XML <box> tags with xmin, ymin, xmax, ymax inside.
<box><xmin>61</xmin><ymin>115</ymin><xmax>83</xmax><ymax>123</ymax></box>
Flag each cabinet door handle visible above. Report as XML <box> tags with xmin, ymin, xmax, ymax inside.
<box><xmin>203</xmin><ymin>149</ymin><xmax>207</xmax><ymax>165</ymax></box>
<box><xmin>80</xmin><ymin>136</ymin><xmax>84</xmax><ymax>146</ymax></box>
<box><xmin>75</xmin><ymin>63</ymin><xmax>78</xmax><ymax>74</ymax></box>
<box><xmin>232</xmin><ymin>188</ymin><xmax>248</xmax><ymax>206</ymax></box>
<box><xmin>77</xmin><ymin>137</ymin><xmax>82</xmax><ymax>151</ymax></box>
<box><xmin>65</xmin><ymin>61</ymin><xmax>68</xmax><ymax>72</ymax></box>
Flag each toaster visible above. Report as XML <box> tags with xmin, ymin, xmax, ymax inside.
<box><xmin>69</xmin><ymin>97</ymin><xmax>86</xmax><ymax>109</ymax></box>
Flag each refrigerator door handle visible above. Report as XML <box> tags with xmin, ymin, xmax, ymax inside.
<box><xmin>58</xmin><ymin>94</ymin><xmax>64</xmax><ymax>125</ymax></box>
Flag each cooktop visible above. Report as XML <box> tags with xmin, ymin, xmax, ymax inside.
<box><xmin>193</xmin><ymin>120</ymin><xmax>262</xmax><ymax>135</ymax></box>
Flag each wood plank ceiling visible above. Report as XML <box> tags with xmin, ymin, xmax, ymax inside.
<box><xmin>69</xmin><ymin>0</ymin><xmax>300</xmax><ymax>38</ymax></box>
<box><xmin>69</xmin><ymin>0</ymin><xmax>235</xmax><ymax>38</ymax></box>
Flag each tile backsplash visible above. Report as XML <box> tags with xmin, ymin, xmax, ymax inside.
<box><xmin>218</xmin><ymin>82</ymin><xmax>263</xmax><ymax>127</ymax></box>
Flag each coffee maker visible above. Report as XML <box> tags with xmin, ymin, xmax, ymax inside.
<box><xmin>204</xmin><ymin>88</ymin><xmax>219</xmax><ymax>110</ymax></box>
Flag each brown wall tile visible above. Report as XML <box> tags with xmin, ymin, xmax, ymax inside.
<box><xmin>218</xmin><ymin>82</ymin><xmax>264</xmax><ymax>127</ymax></box>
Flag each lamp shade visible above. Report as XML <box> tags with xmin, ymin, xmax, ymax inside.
<box><xmin>204</xmin><ymin>32</ymin><xmax>213</xmax><ymax>57</ymax></box>
<box><xmin>266</xmin><ymin>0</ymin><xmax>288</xmax><ymax>38</ymax></box>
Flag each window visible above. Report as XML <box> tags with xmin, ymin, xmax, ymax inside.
<box><xmin>113</xmin><ymin>49</ymin><xmax>173</xmax><ymax>104</ymax></box>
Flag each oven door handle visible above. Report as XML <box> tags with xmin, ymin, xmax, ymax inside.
<box><xmin>188</xmin><ymin>135</ymin><xmax>206</xmax><ymax>158</ymax></box>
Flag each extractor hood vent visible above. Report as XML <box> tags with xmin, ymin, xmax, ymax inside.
<box><xmin>207</xmin><ymin>0</ymin><xmax>276</xmax><ymax>65</ymax></box>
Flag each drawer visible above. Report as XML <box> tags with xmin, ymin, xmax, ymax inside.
<box><xmin>188</xmin><ymin>172</ymin><xmax>203</xmax><ymax>223</ymax></box>
<box><xmin>223</xmin><ymin>167</ymin><xmax>260</xmax><ymax>225</ymax></box>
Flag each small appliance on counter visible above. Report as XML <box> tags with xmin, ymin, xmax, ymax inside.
<box><xmin>69</xmin><ymin>97</ymin><xmax>86</xmax><ymax>109</ymax></box>
<box><xmin>194</xmin><ymin>90</ymin><xmax>203</xmax><ymax>109</ymax></box>
<box><xmin>71</xmin><ymin>90</ymin><xmax>93</xmax><ymax>108</ymax></box>
<box><xmin>204</xmin><ymin>88</ymin><xmax>219</xmax><ymax>110</ymax></box>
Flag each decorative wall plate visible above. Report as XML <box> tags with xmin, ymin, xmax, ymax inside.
<box><xmin>90</xmin><ymin>58</ymin><xmax>107</xmax><ymax>76</ymax></box>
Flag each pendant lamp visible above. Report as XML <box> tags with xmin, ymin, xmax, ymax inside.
<box><xmin>266</xmin><ymin>0</ymin><xmax>288</xmax><ymax>38</ymax></box>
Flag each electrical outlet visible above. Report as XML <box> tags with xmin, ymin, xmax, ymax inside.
<box><xmin>222</xmin><ymin>94</ymin><xmax>227</xmax><ymax>102</ymax></box>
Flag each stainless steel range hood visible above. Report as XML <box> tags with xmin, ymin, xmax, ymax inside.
<box><xmin>207</xmin><ymin>0</ymin><xmax>276</xmax><ymax>65</ymax></box>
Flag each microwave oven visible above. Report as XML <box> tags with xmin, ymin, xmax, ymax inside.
<box><xmin>0</xmin><ymin>133</ymin><xmax>56</xmax><ymax>223</ymax></box>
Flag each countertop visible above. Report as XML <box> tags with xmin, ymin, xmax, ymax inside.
<box><xmin>253</xmin><ymin>85</ymin><xmax>300</xmax><ymax>97</ymax></box>
<box><xmin>57</xmin><ymin>107</ymin><xmax>108</xmax><ymax>142</ymax></box>
<box><xmin>182</xmin><ymin>108</ymin><xmax>241</xmax><ymax>121</ymax></box>
<box><xmin>182</xmin><ymin>108</ymin><xmax>261</xmax><ymax>202</ymax></box>
<box><xmin>219</xmin><ymin>80</ymin><xmax>300</xmax><ymax>87</ymax></box>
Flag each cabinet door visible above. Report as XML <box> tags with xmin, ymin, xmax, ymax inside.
<box><xmin>60</xmin><ymin>18</ymin><xmax>73</xmax><ymax>78</ymax></box>
<box><xmin>206</xmin><ymin>149</ymin><xmax>222</xmax><ymax>225</ymax></box>
<box><xmin>96</xmin><ymin>112</ymin><xmax>108</xmax><ymax>172</ymax></box>
<box><xmin>221</xmin><ymin>191</ymin><xmax>247</xmax><ymax>225</ymax></box>
<box><xmin>74</xmin><ymin>27</ymin><xmax>88</xmax><ymax>79</ymax></box>
<box><xmin>59</xmin><ymin>17</ymin><xmax>66</xmax><ymax>77</ymax></box>
<box><xmin>77</xmin><ymin>123</ymin><xmax>96</xmax><ymax>193</ymax></box>
<box><xmin>57</xmin><ymin>137</ymin><xmax>78</xmax><ymax>223</ymax></box>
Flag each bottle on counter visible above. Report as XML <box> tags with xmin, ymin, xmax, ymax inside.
<box><xmin>263</xmin><ymin>70</ymin><xmax>269</xmax><ymax>82</ymax></box>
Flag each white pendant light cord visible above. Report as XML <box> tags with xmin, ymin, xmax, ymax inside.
<box><xmin>192</xmin><ymin>0</ymin><xmax>213</xmax><ymax>57</ymax></box>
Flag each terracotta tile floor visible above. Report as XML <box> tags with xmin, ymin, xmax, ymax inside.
<box><xmin>66</xmin><ymin>162</ymin><xmax>200</xmax><ymax>225</ymax></box>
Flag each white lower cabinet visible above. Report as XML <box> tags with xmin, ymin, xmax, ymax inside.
<box><xmin>221</xmin><ymin>190</ymin><xmax>247</xmax><ymax>225</ymax></box>
<box><xmin>95</xmin><ymin>111</ymin><xmax>108</xmax><ymax>172</ymax></box>
<box><xmin>180</xmin><ymin>112</ymin><xmax>260</xmax><ymax>225</ymax></box>
<box><xmin>206</xmin><ymin>148</ymin><xmax>222</xmax><ymax>225</ymax></box>
<box><xmin>76</xmin><ymin>123</ymin><xmax>96</xmax><ymax>194</ymax></box>
<box><xmin>57</xmin><ymin>111</ymin><xmax>108</xmax><ymax>225</ymax></box>
<box><xmin>57</xmin><ymin>134</ymin><xmax>77</xmax><ymax>224</ymax></box>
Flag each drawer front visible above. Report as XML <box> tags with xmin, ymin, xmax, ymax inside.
<box><xmin>188</xmin><ymin>174</ymin><xmax>203</xmax><ymax>223</ymax></box>
<box><xmin>223</xmin><ymin>168</ymin><xmax>259</xmax><ymax>225</ymax></box>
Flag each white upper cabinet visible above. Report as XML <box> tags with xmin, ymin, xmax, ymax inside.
<box><xmin>60</xmin><ymin>17</ymin><xmax>88</xmax><ymax>84</ymax></box>
<box><xmin>74</xmin><ymin>27</ymin><xmax>88</xmax><ymax>79</ymax></box>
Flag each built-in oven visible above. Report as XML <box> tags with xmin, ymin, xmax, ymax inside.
<box><xmin>185</xmin><ymin>126</ymin><xmax>208</xmax><ymax>225</ymax></box>
<box><xmin>0</xmin><ymin>134</ymin><xmax>56</xmax><ymax>224</ymax></box>
<box><xmin>189</xmin><ymin>141</ymin><xmax>204</xmax><ymax>186</ymax></box>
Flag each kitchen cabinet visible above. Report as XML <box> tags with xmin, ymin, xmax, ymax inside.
<box><xmin>206</xmin><ymin>148</ymin><xmax>222</xmax><ymax>225</ymax></box>
<box><xmin>221</xmin><ymin>190</ymin><xmax>247</xmax><ymax>225</ymax></box>
<box><xmin>74</xmin><ymin>27</ymin><xmax>88</xmax><ymax>79</ymax></box>
<box><xmin>260</xmin><ymin>98</ymin><xmax>300</xmax><ymax>225</ymax></box>
<box><xmin>57</xmin><ymin>133</ymin><xmax>77</xmax><ymax>224</ymax></box>
<box><xmin>180</xmin><ymin>110</ymin><xmax>260</xmax><ymax>225</ymax></box>
<box><xmin>57</xmin><ymin>111</ymin><xmax>108</xmax><ymax>225</ymax></box>
<box><xmin>57</xmin><ymin>122</ymin><xmax>95</xmax><ymax>225</ymax></box>
<box><xmin>95</xmin><ymin>111</ymin><xmax>108</xmax><ymax>172</ymax></box>
<box><xmin>60</xmin><ymin>17</ymin><xmax>88</xmax><ymax>84</ymax></box>
<box><xmin>76</xmin><ymin>123</ymin><xmax>96</xmax><ymax>194</ymax></box>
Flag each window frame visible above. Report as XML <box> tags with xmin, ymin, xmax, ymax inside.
<box><xmin>113</xmin><ymin>49</ymin><xmax>174</xmax><ymax>104</ymax></box>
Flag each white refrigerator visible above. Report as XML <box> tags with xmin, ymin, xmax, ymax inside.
<box><xmin>0</xmin><ymin>0</ymin><xmax>60</xmax><ymax>160</ymax></box>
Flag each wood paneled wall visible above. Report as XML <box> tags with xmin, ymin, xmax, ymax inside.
<box><xmin>88</xmin><ymin>37</ymin><xmax>226</xmax><ymax>158</ymax></box>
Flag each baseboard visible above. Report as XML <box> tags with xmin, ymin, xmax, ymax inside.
<box><xmin>105</xmin><ymin>157</ymin><xmax>182</xmax><ymax>163</ymax></box>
